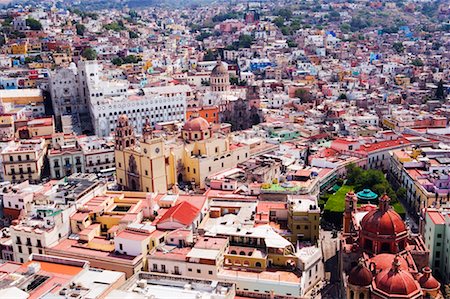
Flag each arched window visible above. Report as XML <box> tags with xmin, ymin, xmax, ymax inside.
<box><xmin>359</xmin><ymin>293</ymin><xmax>365</xmax><ymax>299</ymax></box>
<box><xmin>255</xmin><ymin>262</ymin><xmax>262</xmax><ymax>268</ymax></box>
<box><xmin>230</xmin><ymin>250</ymin><xmax>237</xmax><ymax>255</ymax></box>
<box><xmin>239</xmin><ymin>251</ymin><xmax>246</xmax><ymax>256</ymax></box>
<box><xmin>350</xmin><ymin>290</ymin><xmax>354</xmax><ymax>299</ymax></box>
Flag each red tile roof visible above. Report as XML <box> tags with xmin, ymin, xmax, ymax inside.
<box><xmin>356</xmin><ymin>137</ymin><xmax>410</xmax><ymax>153</ymax></box>
<box><xmin>157</xmin><ymin>201</ymin><xmax>200</xmax><ymax>226</ymax></box>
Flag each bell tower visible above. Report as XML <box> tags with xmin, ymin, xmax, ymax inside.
<box><xmin>142</xmin><ymin>117</ymin><xmax>153</xmax><ymax>143</ymax></box>
<box><xmin>115</xmin><ymin>114</ymin><xmax>135</xmax><ymax>150</ymax></box>
<box><xmin>343</xmin><ymin>191</ymin><xmax>357</xmax><ymax>234</ymax></box>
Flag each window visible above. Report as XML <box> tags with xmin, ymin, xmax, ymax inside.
<box><xmin>18</xmin><ymin>246</ymin><xmax>22</xmax><ymax>253</ymax></box>
<box><xmin>188</xmin><ymin>268</ymin><xmax>192</xmax><ymax>272</ymax></box>
<box><xmin>119</xmin><ymin>244</ymin><xmax>123</xmax><ymax>250</ymax></box>
<box><xmin>197</xmin><ymin>269</ymin><xmax>201</xmax><ymax>274</ymax></box>
<box><xmin>438</xmin><ymin>234</ymin><xmax>442</xmax><ymax>238</ymax></box>
<box><xmin>153</xmin><ymin>264</ymin><xmax>158</xmax><ymax>271</ymax></box>
<box><xmin>161</xmin><ymin>265</ymin><xmax>166</xmax><ymax>273</ymax></box>
<box><xmin>208</xmin><ymin>270</ymin><xmax>213</xmax><ymax>275</ymax></box>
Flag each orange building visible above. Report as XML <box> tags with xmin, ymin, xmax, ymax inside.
<box><xmin>186</xmin><ymin>106</ymin><xmax>219</xmax><ymax>124</ymax></box>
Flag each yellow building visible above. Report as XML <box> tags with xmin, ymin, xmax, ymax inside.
<box><xmin>115</xmin><ymin>116</ymin><xmax>168</xmax><ymax>193</ymax></box>
<box><xmin>287</xmin><ymin>195</ymin><xmax>320</xmax><ymax>244</ymax></box>
<box><xmin>0</xmin><ymin>89</ymin><xmax>44</xmax><ymax>105</ymax></box>
<box><xmin>10</xmin><ymin>41</ymin><xmax>28</xmax><ymax>55</ymax></box>
<box><xmin>115</xmin><ymin>113</ymin><xmax>250</xmax><ymax>191</ymax></box>
<box><xmin>1</xmin><ymin>138</ymin><xmax>47</xmax><ymax>184</ymax></box>
<box><xmin>166</xmin><ymin>114</ymin><xmax>250</xmax><ymax>189</ymax></box>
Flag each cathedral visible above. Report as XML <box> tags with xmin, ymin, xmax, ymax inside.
<box><xmin>205</xmin><ymin>58</ymin><xmax>262</xmax><ymax>131</ymax></box>
<box><xmin>341</xmin><ymin>192</ymin><xmax>443</xmax><ymax>299</ymax></box>
<box><xmin>114</xmin><ymin>111</ymin><xmax>250</xmax><ymax>192</ymax></box>
<box><xmin>114</xmin><ymin>115</ymin><xmax>168</xmax><ymax>193</ymax></box>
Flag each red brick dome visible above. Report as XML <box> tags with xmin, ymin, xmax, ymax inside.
<box><xmin>348</xmin><ymin>259</ymin><xmax>373</xmax><ymax>287</ymax></box>
<box><xmin>369</xmin><ymin>254</ymin><xmax>408</xmax><ymax>271</ymax></box>
<box><xmin>182</xmin><ymin>116</ymin><xmax>210</xmax><ymax>131</ymax></box>
<box><xmin>360</xmin><ymin>195</ymin><xmax>406</xmax><ymax>236</ymax></box>
<box><xmin>418</xmin><ymin>267</ymin><xmax>440</xmax><ymax>291</ymax></box>
<box><xmin>373</xmin><ymin>256</ymin><xmax>421</xmax><ymax>298</ymax></box>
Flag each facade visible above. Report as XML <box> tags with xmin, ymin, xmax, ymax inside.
<box><xmin>115</xmin><ymin>113</ymin><xmax>250</xmax><ymax>191</ymax></box>
<box><xmin>1</xmin><ymin>139</ymin><xmax>47</xmax><ymax>184</ymax></box>
<box><xmin>115</xmin><ymin>115</ymin><xmax>168</xmax><ymax>193</ymax></box>
<box><xmin>287</xmin><ymin>195</ymin><xmax>320</xmax><ymax>244</ymax></box>
<box><xmin>78</xmin><ymin>135</ymin><xmax>115</xmax><ymax>174</ymax></box>
<box><xmin>48</xmin><ymin>133</ymin><xmax>84</xmax><ymax>179</ymax></box>
<box><xmin>49</xmin><ymin>64</ymin><xmax>87</xmax><ymax>129</ymax></box>
<box><xmin>168</xmin><ymin>113</ymin><xmax>250</xmax><ymax>189</ymax></box>
<box><xmin>10</xmin><ymin>206</ymin><xmax>73</xmax><ymax>263</ymax></box>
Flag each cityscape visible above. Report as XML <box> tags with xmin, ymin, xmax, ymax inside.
<box><xmin>0</xmin><ymin>0</ymin><xmax>448</xmax><ymax>298</ymax></box>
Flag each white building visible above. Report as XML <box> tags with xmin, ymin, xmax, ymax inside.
<box><xmin>78</xmin><ymin>135</ymin><xmax>115</xmax><ymax>174</ymax></box>
<box><xmin>89</xmin><ymin>84</ymin><xmax>190</xmax><ymax>137</ymax></box>
<box><xmin>48</xmin><ymin>133</ymin><xmax>84</xmax><ymax>179</ymax></box>
<box><xmin>10</xmin><ymin>206</ymin><xmax>73</xmax><ymax>263</ymax></box>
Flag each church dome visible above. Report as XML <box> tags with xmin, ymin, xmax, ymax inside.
<box><xmin>373</xmin><ymin>255</ymin><xmax>421</xmax><ymax>298</ymax></box>
<box><xmin>417</xmin><ymin>267</ymin><xmax>440</xmax><ymax>291</ymax></box>
<box><xmin>348</xmin><ymin>259</ymin><xmax>372</xmax><ymax>287</ymax></box>
<box><xmin>211</xmin><ymin>59</ymin><xmax>228</xmax><ymax>77</ymax></box>
<box><xmin>360</xmin><ymin>194</ymin><xmax>406</xmax><ymax>236</ymax></box>
<box><xmin>182</xmin><ymin>116</ymin><xmax>210</xmax><ymax>132</ymax></box>
<box><xmin>369</xmin><ymin>254</ymin><xmax>408</xmax><ymax>271</ymax></box>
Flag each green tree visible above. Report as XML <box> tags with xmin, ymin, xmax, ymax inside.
<box><xmin>26</xmin><ymin>18</ymin><xmax>42</xmax><ymax>30</ymax></box>
<box><xmin>411</xmin><ymin>58</ymin><xmax>424</xmax><ymax>67</ymax></box>
<box><xmin>81</xmin><ymin>47</ymin><xmax>97</xmax><ymax>60</ymax></box>
<box><xmin>393</xmin><ymin>42</ymin><xmax>404</xmax><ymax>54</ymax></box>
<box><xmin>287</xmin><ymin>39</ymin><xmax>297</xmax><ymax>48</ymax></box>
<box><xmin>112</xmin><ymin>57</ymin><xmax>124</xmax><ymax>66</ymax></box>
<box><xmin>295</xmin><ymin>89</ymin><xmax>313</xmax><ymax>102</ymax></box>
<box><xmin>238</xmin><ymin>34</ymin><xmax>254</xmax><ymax>48</ymax></box>
<box><xmin>76</xmin><ymin>23</ymin><xmax>86</xmax><ymax>36</ymax></box>
<box><xmin>274</xmin><ymin>16</ymin><xmax>285</xmax><ymax>28</ymax></box>
<box><xmin>129</xmin><ymin>30</ymin><xmax>139</xmax><ymax>39</ymax></box>
<box><xmin>338</xmin><ymin>93</ymin><xmax>347</xmax><ymax>100</ymax></box>
<box><xmin>203</xmin><ymin>49</ymin><xmax>217</xmax><ymax>61</ymax></box>
<box><xmin>346</xmin><ymin>163</ymin><xmax>363</xmax><ymax>185</ymax></box>
<box><xmin>276</xmin><ymin>8</ymin><xmax>293</xmax><ymax>20</ymax></box>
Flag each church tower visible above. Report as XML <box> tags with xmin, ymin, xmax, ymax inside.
<box><xmin>142</xmin><ymin>117</ymin><xmax>153</xmax><ymax>143</ymax></box>
<box><xmin>210</xmin><ymin>57</ymin><xmax>230</xmax><ymax>93</ymax></box>
<box><xmin>343</xmin><ymin>191</ymin><xmax>357</xmax><ymax>234</ymax></box>
<box><xmin>115</xmin><ymin>114</ymin><xmax>135</xmax><ymax>150</ymax></box>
